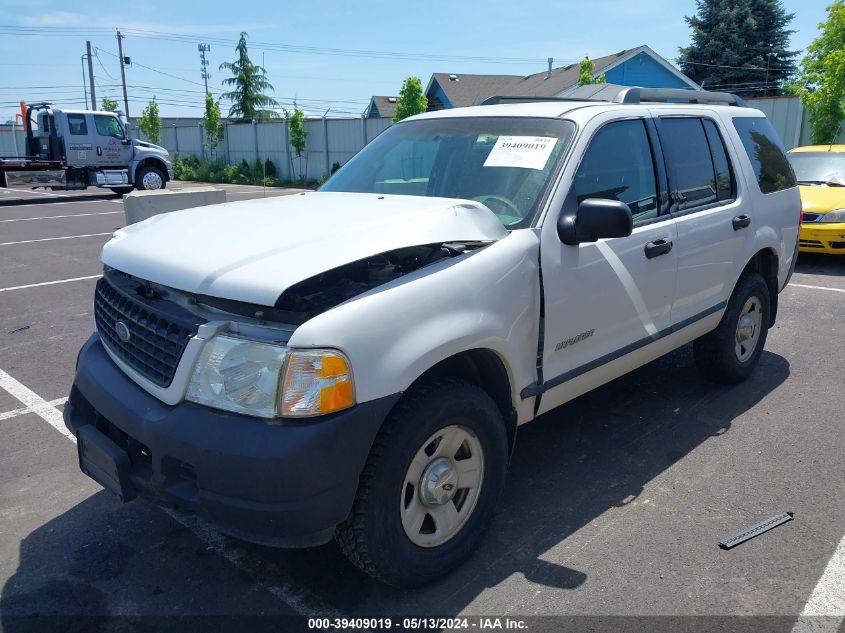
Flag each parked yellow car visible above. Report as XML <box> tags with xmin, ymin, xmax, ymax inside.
<box><xmin>788</xmin><ymin>145</ymin><xmax>845</xmax><ymax>254</ymax></box>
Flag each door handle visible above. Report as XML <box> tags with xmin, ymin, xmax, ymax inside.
<box><xmin>644</xmin><ymin>238</ymin><xmax>673</xmax><ymax>259</ymax></box>
<box><xmin>733</xmin><ymin>214</ymin><xmax>751</xmax><ymax>230</ymax></box>
<box><xmin>96</xmin><ymin>146</ymin><xmax>102</xmax><ymax>156</ymax></box>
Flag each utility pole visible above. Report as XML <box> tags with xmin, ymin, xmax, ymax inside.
<box><xmin>86</xmin><ymin>41</ymin><xmax>96</xmax><ymax>110</ymax></box>
<box><xmin>116</xmin><ymin>30</ymin><xmax>130</xmax><ymax>117</ymax></box>
<box><xmin>198</xmin><ymin>44</ymin><xmax>211</xmax><ymax>95</ymax></box>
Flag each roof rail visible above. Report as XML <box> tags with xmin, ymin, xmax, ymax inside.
<box><xmin>480</xmin><ymin>83</ymin><xmax>747</xmax><ymax>108</ymax></box>
<box><xmin>479</xmin><ymin>95</ymin><xmax>596</xmax><ymax>106</ymax></box>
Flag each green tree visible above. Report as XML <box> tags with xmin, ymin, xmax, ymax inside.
<box><xmin>392</xmin><ymin>77</ymin><xmax>427</xmax><ymax>122</ymax></box>
<box><xmin>138</xmin><ymin>97</ymin><xmax>161</xmax><ymax>144</ymax></box>
<box><xmin>793</xmin><ymin>1</ymin><xmax>845</xmax><ymax>144</ymax></box>
<box><xmin>577</xmin><ymin>57</ymin><xmax>607</xmax><ymax>86</ymax></box>
<box><xmin>101</xmin><ymin>96</ymin><xmax>119</xmax><ymax>112</ymax></box>
<box><xmin>678</xmin><ymin>0</ymin><xmax>798</xmax><ymax>96</ymax></box>
<box><xmin>203</xmin><ymin>93</ymin><xmax>224</xmax><ymax>156</ymax></box>
<box><xmin>285</xmin><ymin>103</ymin><xmax>308</xmax><ymax>180</ymax></box>
<box><xmin>219</xmin><ymin>32</ymin><xmax>279</xmax><ymax>121</ymax></box>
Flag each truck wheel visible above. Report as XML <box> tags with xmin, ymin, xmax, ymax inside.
<box><xmin>693</xmin><ymin>272</ymin><xmax>770</xmax><ymax>384</ymax></box>
<box><xmin>336</xmin><ymin>378</ymin><xmax>508</xmax><ymax>587</ymax></box>
<box><xmin>135</xmin><ymin>166</ymin><xmax>166</xmax><ymax>191</ymax></box>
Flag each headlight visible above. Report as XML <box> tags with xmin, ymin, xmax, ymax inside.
<box><xmin>281</xmin><ymin>349</ymin><xmax>355</xmax><ymax>417</ymax></box>
<box><xmin>186</xmin><ymin>335</ymin><xmax>287</xmax><ymax>418</ymax></box>
<box><xmin>821</xmin><ymin>209</ymin><xmax>845</xmax><ymax>223</ymax></box>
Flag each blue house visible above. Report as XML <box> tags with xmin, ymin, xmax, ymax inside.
<box><xmin>424</xmin><ymin>45</ymin><xmax>698</xmax><ymax>110</ymax></box>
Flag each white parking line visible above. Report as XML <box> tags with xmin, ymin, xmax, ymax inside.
<box><xmin>792</xmin><ymin>535</ymin><xmax>845</xmax><ymax>632</ymax></box>
<box><xmin>0</xmin><ymin>368</ymin><xmax>74</xmax><ymax>441</ymax></box>
<box><xmin>0</xmin><ymin>397</ymin><xmax>67</xmax><ymax>421</ymax></box>
<box><xmin>0</xmin><ymin>210</ymin><xmax>122</xmax><ymax>223</ymax></box>
<box><xmin>0</xmin><ymin>232</ymin><xmax>111</xmax><ymax>246</ymax></box>
<box><xmin>0</xmin><ymin>188</ymin><xmax>54</xmax><ymax>197</ymax></box>
<box><xmin>789</xmin><ymin>283</ymin><xmax>845</xmax><ymax>294</ymax></box>
<box><xmin>0</xmin><ymin>365</ymin><xmax>342</xmax><ymax>619</ymax></box>
<box><xmin>0</xmin><ymin>200</ymin><xmax>121</xmax><ymax>210</ymax></box>
<box><xmin>0</xmin><ymin>275</ymin><xmax>102</xmax><ymax>293</ymax></box>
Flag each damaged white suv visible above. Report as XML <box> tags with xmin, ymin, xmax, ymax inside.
<box><xmin>65</xmin><ymin>86</ymin><xmax>800</xmax><ymax>587</ymax></box>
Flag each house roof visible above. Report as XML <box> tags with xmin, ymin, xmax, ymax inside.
<box><xmin>427</xmin><ymin>45</ymin><xmax>697</xmax><ymax>108</ymax></box>
<box><xmin>368</xmin><ymin>96</ymin><xmax>399</xmax><ymax>118</ymax></box>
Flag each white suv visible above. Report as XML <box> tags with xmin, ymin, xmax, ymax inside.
<box><xmin>65</xmin><ymin>85</ymin><xmax>800</xmax><ymax>587</ymax></box>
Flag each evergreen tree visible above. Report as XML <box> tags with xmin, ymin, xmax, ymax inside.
<box><xmin>219</xmin><ymin>32</ymin><xmax>280</xmax><ymax>121</ymax></box>
<box><xmin>678</xmin><ymin>0</ymin><xmax>798</xmax><ymax>96</ymax></box>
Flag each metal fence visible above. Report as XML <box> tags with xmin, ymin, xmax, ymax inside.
<box><xmin>5</xmin><ymin>98</ymin><xmax>844</xmax><ymax>176</ymax></box>
<box><xmin>134</xmin><ymin>116</ymin><xmax>394</xmax><ymax>181</ymax></box>
<box><xmin>743</xmin><ymin>96</ymin><xmax>845</xmax><ymax>148</ymax></box>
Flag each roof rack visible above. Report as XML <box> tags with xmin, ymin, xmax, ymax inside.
<box><xmin>480</xmin><ymin>83</ymin><xmax>747</xmax><ymax>108</ymax></box>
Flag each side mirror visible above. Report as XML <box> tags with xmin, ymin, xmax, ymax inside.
<box><xmin>557</xmin><ymin>198</ymin><xmax>633</xmax><ymax>245</ymax></box>
<box><xmin>121</xmin><ymin>138</ymin><xmax>132</xmax><ymax>145</ymax></box>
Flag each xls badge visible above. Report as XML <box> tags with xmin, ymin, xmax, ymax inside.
<box><xmin>555</xmin><ymin>328</ymin><xmax>594</xmax><ymax>352</ymax></box>
<box><xmin>114</xmin><ymin>321</ymin><xmax>131</xmax><ymax>343</ymax></box>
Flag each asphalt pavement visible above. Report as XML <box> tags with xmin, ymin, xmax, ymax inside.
<box><xmin>0</xmin><ymin>183</ymin><xmax>842</xmax><ymax>632</ymax></box>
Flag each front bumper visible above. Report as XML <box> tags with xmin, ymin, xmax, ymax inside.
<box><xmin>799</xmin><ymin>222</ymin><xmax>845</xmax><ymax>254</ymax></box>
<box><xmin>65</xmin><ymin>334</ymin><xmax>399</xmax><ymax>547</ymax></box>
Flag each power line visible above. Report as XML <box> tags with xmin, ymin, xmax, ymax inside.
<box><xmin>0</xmin><ymin>25</ymin><xmax>567</xmax><ymax>66</ymax></box>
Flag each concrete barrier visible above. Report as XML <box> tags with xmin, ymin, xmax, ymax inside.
<box><xmin>123</xmin><ymin>186</ymin><xmax>226</xmax><ymax>225</ymax></box>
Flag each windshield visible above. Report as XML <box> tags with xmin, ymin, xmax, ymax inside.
<box><xmin>320</xmin><ymin>117</ymin><xmax>575</xmax><ymax>228</ymax></box>
<box><xmin>788</xmin><ymin>152</ymin><xmax>845</xmax><ymax>186</ymax></box>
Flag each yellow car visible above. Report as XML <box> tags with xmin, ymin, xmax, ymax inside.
<box><xmin>788</xmin><ymin>145</ymin><xmax>845</xmax><ymax>254</ymax></box>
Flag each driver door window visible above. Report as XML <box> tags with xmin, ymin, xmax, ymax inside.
<box><xmin>574</xmin><ymin>119</ymin><xmax>659</xmax><ymax>225</ymax></box>
<box><xmin>94</xmin><ymin>115</ymin><xmax>124</xmax><ymax>139</ymax></box>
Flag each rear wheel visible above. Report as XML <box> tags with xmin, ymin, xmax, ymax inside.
<box><xmin>336</xmin><ymin>378</ymin><xmax>508</xmax><ymax>587</ymax></box>
<box><xmin>135</xmin><ymin>165</ymin><xmax>166</xmax><ymax>191</ymax></box>
<box><xmin>694</xmin><ymin>272</ymin><xmax>770</xmax><ymax>384</ymax></box>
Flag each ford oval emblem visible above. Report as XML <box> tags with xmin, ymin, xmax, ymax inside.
<box><xmin>114</xmin><ymin>321</ymin><xmax>131</xmax><ymax>343</ymax></box>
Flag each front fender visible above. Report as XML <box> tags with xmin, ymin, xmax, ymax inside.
<box><xmin>288</xmin><ymin>230</ymin><xmax>541</xmax><ymax>423</ymax></box>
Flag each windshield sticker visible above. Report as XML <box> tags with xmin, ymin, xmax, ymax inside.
<box><xmin>483</xmin><ymin>136</ymin><xmax>558</xmax><ymax>170</ymax></box>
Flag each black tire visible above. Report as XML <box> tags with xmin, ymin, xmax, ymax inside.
<box><xmin>134</xmin><ymin>165</ymin><xmax>166</xmax><ymax>191</ymax></box>
<box><xmin>694</xmin><ymin>272</ymin><xmax>770</xmax><ymax>384</ymax></box>
<box><xmin>336</xmin><ymin>378</ymin><xmax>508</xmax><ymax>587</ymax></box>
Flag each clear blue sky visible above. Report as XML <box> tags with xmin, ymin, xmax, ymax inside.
<box><xmin>0</xmin><ymin>0</ymin><xmax>831</xmax><ymax>122</ymax></box>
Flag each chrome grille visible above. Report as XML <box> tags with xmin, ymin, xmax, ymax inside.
<box><xmin>94</xmin><ymin>274</ymin><xmax>203</xmax><ymax>387</ymax></box>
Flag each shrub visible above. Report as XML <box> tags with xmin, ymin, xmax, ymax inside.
<box><xmin>264</xmin><ymin>158</ymin><xmax>277</xmax><ymax>178</ymax></box>
<box><xmin>331</xmin><ymin>161</ymin><xmax>341</xmax><ymax>175</ymax></box>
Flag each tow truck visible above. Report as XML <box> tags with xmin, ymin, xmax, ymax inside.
<box><xmin>0</xmin><ymin>102</ymin><xmax>173</xmax><ymax>194</ymax></box>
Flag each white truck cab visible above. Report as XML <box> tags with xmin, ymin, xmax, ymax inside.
<box><xmin>65</xmin><ymin>85</ymin><xmax>800</xmax><ymax>587</ymax></box>
<box><xmin>0</xmin><ymin>103</ymin><xmax>172</xmax><ymax>193</ymax></box>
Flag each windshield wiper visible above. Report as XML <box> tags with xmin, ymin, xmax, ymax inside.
<box><xmin>797</xmin><ymin>179</ymin><xmax>845</xmax><ymax>187</ymax></box>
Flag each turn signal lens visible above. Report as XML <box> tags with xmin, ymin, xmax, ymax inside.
<box><xmin>281</xmin><ymin>350</ymin><xmax>355</xmax><ymax>417</ymax></box>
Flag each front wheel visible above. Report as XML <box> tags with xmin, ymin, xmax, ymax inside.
<box><xmin>694</xmin><ymin>272</ymin><xmax>770</xmax><ymax>384</ymax></box>
<box><xmin>335</xmin><ymin>378</ymin><xmax>508</xmax><ymax>587</ymax></box>
<box><xmin>135</xmin><ymin>166</ymin><xmax>166</xmax><ymax>191</ymax></box>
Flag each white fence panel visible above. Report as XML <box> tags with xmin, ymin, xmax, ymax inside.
<box><xmin>145</xmin><ymin>116</ymin><xmax>394</xmax><ymax>181</ymax></box>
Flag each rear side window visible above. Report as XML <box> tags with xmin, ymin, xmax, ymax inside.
<box><xmin>67</xmin><ymin>113</ymin><xmax>88</xmax><ymax>136</ymax></box>
<box><xmin>574</xmin><ymin>119</ymin><xmax>658</xmax><ymax>225</ymax></box>
<box><xmin>732</xmin><ymin>117</ymin><xmax>796</xmax><ymax>193</ymax></box>
<box><xmin>702</xmin><ymin>119</ymin><xmax>734</xmax><ymax>201</ymax></box>
<box><xmin>658</xmin><ymin>118</ymin><xmax>718</xmax><ymax>211</ymax></box>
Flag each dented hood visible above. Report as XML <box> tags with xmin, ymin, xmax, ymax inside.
<box><xmin>102</xmin><ymin>192</ymin><xmax>507</xmax><ymax>306</ymax></box>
